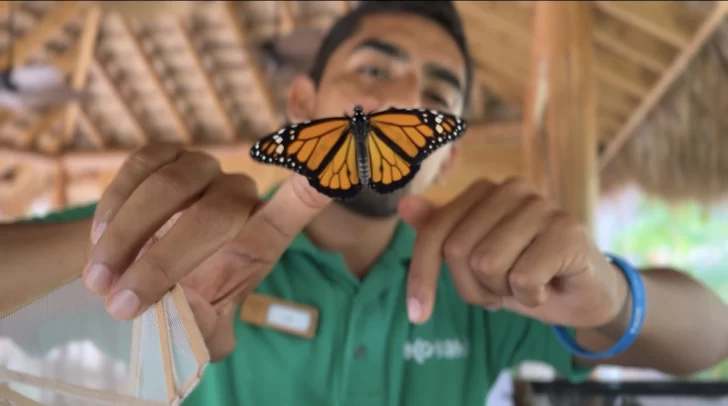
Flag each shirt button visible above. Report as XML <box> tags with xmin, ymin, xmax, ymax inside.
<box><xmin>354</xmin><ymin>345</ymin><xmax>367</xmax><ymax>360</ymax></box>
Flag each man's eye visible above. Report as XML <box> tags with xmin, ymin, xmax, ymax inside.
<box><xmin>424</xmin><ymin>90</ymin><xmax>450</xmax><ymax>109</ymax></box>
<box><xmin>359</xmin><ymin>65</ymin><xmax>389</xmax><ymax>80</ymax></box>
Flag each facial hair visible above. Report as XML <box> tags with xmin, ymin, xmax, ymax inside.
<box><xmin>335</xmin><ymin>184</ymin><xmax>411</xmax><ymax>218</ymax></box>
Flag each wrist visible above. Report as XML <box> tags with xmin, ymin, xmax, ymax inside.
<box><xmin>595</xmin><ymin>263</ymin><xmax>633</xmax><ymax>339</ymax></box>
<box><xmin>553</xmin><ymin>253</ymin><xmax>647</xmax><ymax>359</ymax></box>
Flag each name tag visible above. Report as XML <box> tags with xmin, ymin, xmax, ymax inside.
<box><xmin>240</xmin><ymin>293</ymin><xmax>319</xmax><ymax>339</ymax></box>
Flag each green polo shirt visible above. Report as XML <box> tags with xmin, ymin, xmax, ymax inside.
<box><xmin>24</xmin><ymin>201</ymin><xmax>593</xmax><ymax>406</ymax></box>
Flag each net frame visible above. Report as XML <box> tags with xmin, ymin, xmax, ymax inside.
<box><xmin>0</xmin><ymin>270</ymin><xmax>210</xmax><ymax>406</ymax></box>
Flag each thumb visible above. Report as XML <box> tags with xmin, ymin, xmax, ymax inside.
<box><xmin>398</xmin><ymin>195</ymin><xmax>439</xmax><ymax>230</ymax></box>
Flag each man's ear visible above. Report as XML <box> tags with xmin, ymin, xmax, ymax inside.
<box><xmin>435</xmin><ymin>142</ymin><xmax>459</xmax><ymax>185</ymax></box>
<box><xmin>287</xmin><ymin>74</ymin><xmax>317</xmax><ymax>123</ymax></box>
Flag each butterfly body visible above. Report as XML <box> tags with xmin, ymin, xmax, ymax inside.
<box><xmin>349</xmin><ymin>106</ymin><xmax>374</xmax><ymax>187</ymax></box>
<box><xmin>250</xmin><ymin>105</ymin><xmax>467</xmax><ymax>200</ymax></box>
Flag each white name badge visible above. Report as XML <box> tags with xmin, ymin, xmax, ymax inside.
<box><xmin>241</xmin><ymin>293</ymin><xmax>319</xmax><ymax>339</ymax></box>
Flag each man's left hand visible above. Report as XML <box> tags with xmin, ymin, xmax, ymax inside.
<box><xmin>400</xmin><ymin>177</ymin><xmax>629</xmax><ymax>329</ymax></box>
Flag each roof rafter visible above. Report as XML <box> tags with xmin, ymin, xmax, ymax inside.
<box><xmin>90</xmin><ymin>58</ymin><xmax>149</xmax><ymax>145</ymax></box>
<box><xmin>455</xmin><ymin>1</ymin><xmax>659</xmax><ymax>129</ymax></box>
<box><xmin>599</xmin><ymin>2</ymin><xmax>728</xmax><ymax>170</ymax></box>
<box><xmin>62</xmin><ymin>5</ymin><xmax>101</xmax><ymax>146</ymax></box>
<box><xmin>593</xmin><ymin>1</ymin><xmax>703</xmax><ymax>49</ymax></box>
<box><xmin>176</xmin><ymin>17</ymin><xmax>236</xmax><ymax>141</ymax></box>
<box><xmin>6</xmin><ymin>1</ymin><xmax>81</xmax><ymax>69</ymax></box>
<box><xmin>118</xmin><ymin>16</ymin><xmax>193</xmax><ymax>144</ymax></box>
<box><xmin>220</xmin><ymin>0</ymin><xmax>279</xmax><ymax>133</ymax></box>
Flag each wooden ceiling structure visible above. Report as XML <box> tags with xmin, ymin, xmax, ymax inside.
<box><xmin>0</xmin><ymin>1</ymin><xmax>725</xmax><ymax>226</ymax></box>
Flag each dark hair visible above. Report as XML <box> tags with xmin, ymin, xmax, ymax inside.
<box><xmin>308</xmin><ymin>1</ymin><xmax>473</xmax><ymax>110</ymax></box>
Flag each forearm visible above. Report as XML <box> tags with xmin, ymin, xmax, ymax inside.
<box><xmin>575</xmin><ymin>267</ymin><xmax>728</xmax><ymax>376</ymax></box>
<box><xmin>0</xmin><ymin>218</ymin><xmax>93</xmax><ymax>354</ymax></box>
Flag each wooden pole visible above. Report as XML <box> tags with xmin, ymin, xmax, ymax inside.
<box><xmin>526</xmin><ymin>1</ymin><xmax>598</xmax><ymax>232</ymax></box>
<box><xmin>521</xmin><ymin>1</ymin><xmax>552</xmax><ymax>198</ymax></box>
<box><xmin>545</xmin><ymin>1</ymin><xmax>598</xmax><ymax>233</ymax></box>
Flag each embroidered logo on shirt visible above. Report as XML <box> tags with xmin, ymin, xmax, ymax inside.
<box><xmin>403</xmin><ymin>338</ymin><xmax>469</xmax><ymax>365</ymax></box>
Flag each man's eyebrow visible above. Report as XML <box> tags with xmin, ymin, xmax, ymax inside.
<box><xmin>351</xmin><ymin>38</ymin><xmax>409</xmax><ymax>60</ymax></box>
<box><xmin>351</xmin><ymin>38</ymin><xmax>462</xmax><ymax>93</ymax></box>
<box><xmin>425</xmin><ymin>63</ymin><xmax>462</xmax><ymax>93</ymax></box>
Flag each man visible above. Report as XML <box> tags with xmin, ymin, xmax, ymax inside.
<box><xmin>5</xmin><ymin>2</ymin><xmax>728</xmax><ymax>405</ymax></box>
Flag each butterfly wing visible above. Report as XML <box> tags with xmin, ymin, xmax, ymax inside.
<box><xmin>365</xmin><ymin>107</ymin><xmax>467</xmax><ymax>193</ymax></box>
<box><xmin>249</xmin><ymin>117</ymin><xmax>363</xmax><ymax>199</ymax></box>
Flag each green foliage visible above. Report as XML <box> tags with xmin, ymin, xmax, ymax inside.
<box><xmin>612</xmin><ymin>193</ymin><xmax>728</xmax><ymax>380</ymax></box>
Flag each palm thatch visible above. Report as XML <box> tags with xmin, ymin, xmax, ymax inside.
<box><xmin>601</xmin><ymin>19</ymin><xmax>728</xmax><ymax>205</ymax></box>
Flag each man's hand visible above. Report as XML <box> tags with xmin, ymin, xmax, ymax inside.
<box><xmin>399</xmin><ymin>177</ymin><xmax>628</xmax><ymax>330</ymax></box>
<box><xmin>83</xmin><ymin>144</ymin><xmax>330</xmax><ymax>361</ymax></box>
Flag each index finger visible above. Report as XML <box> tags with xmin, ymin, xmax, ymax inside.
<box><xmin>406</xmin><ymin>181</ymin><xmax>492</xmax><ymax>324</ymax></box>
<box><xmin>228</xmin><ymin>173</ymin><xmax>331</xmax><ymax>264</ymax></box>
<box><xmin>90</xmin><ymin>144</ymin><xmax>185</xmax><ymax>243</ymax></box>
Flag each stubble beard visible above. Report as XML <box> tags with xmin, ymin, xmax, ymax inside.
<box><xmin>335</xmin><ymin>185</ymin><xmax>411</xmax><ymax>218</ymax></box>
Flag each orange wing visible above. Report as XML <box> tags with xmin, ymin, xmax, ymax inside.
<box><xmin>249</xmin><ymin>117</ymin><xmax>363</xmax><ymax>199</ymax></box>
<box><xmin>366</xmin><ymin>107</ymin><xmax>467</xmax><ymax>193</ymax></box>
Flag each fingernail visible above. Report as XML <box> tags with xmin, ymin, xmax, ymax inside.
<box><xmin>108</xmin><ymin>289</ymin><xmax>141</xmax><ymax>319</ymax></box>
<box><xmin>91</xmin><ymin>221</ymin><xmax>107</xmax><ymax>245</ymax></box>
<box><xmin>85</xmin><ymin>264</ymin><xmax>112</xmax><ymax>293</ymax></box>
<box><xmin>408</xmin><ymin>297</ymin><xmax>423</xmax><ymax>323</ymax></box>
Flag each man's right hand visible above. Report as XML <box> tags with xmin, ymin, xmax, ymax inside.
<box><xmin>82</xmin><ymin>144</ymin><xmax>331</xmax><ymax>361</ymax></box>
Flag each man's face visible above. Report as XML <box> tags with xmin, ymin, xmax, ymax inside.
<box><xmin>287</xmin><ymin>12</ymin><xmax>468</xmax><ymax>217</ymax></box>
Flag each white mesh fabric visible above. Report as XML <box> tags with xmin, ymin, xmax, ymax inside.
<box><xmin>135</xmin><ymin>304</ymin><xmax>167</xmax><ymax>403</ymax></box>
<box><xmin>163</xmin><ymin>295</ymin><xmax>203</xmax><ymax>399</ymax></box>
<box><xmin>0</xmin><ymin>276</ymin><xmax>209</xmax><ymax>406</ymax></box>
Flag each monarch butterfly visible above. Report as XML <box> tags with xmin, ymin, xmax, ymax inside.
<box><xmin>249</xmin><ymin>105</ymin><xmax>468</xmax><ymax>199</ymax></box>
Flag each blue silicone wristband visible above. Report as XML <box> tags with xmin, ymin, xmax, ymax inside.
<box><xmin>551</xmin><ymin>253</ymin><xmax>647</xmax><ymax>359</ymax></box>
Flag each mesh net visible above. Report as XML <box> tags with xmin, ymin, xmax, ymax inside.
<box><xmin>0</xmin><ymin>275</ymin><xmax>209</xmax><ymax>406</ymax></box>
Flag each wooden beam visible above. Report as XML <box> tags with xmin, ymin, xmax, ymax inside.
<box><xmin>50</xmin><ymin>47</ymin><xmax>80</xmax><ymax>74</ymax></box>
<box><xmin>221</xmin><ymin>1</ymin><xmax>279</xmax><ymax>133</ymax></box>
<box><xmin>62</xmin><ymin>6</ymin><xmax>101</xmax><ymax>145</ymax></box>
<box><xmin>0</xmin><ymin>164</ymin><xmax>42</xmax><ymax>219</ymax></box>
<box><xmin>467</xmin><ymin>85</ymin><xmax>487</xmax><ymax>122</ymax></box>
<box><xmin>597</xmin><ymin>81</ymin><xmax>640</xmax><ymax>119</ymax></box>
<box><xmin>599</xmin><ymin>3</ymin><xmax>728</xmax><ymax>170</ymax></box>
<box><xmin>119</xmin><ymin>17</ymin><xmax>193</xmax><ymax>144</ymax></box>
<box><xmin>593</xmin><ymin>1</ymin><xmax>703</xmax><ymax>50</ymax></box>
<box><xmin>6</xmin><ymin>1</ymin><xmax>81</xmax><ymax>69</ymax></box>
<box><xmin>77</xmin><ymin>108</ymin><xmax>105</xmax><ymax>148</ymax></box>
<box><xmin>521</xmin><ymin>1</ymin><xmax>551</xmax><ymax>197</ymax></box>
<box><xmin>0</xmin><ymin>148</ymin><xmax>54</xmax><ymax>168</ymax></box>
<box><xmin>90</xmin><ymin>59</ymin><xmax>149</xmax><ymax>145</ymax></box>
<box><xmin>591</xmin><ymin>7</ymin><xmax>676</xmax><ymax>74</ymax></box>
<box><xmin>459</xmin><ymin>1</ymin><xmax>655</xmax><ymax>117</ymax></box>
<box><xmin>278</xmin><ymin>2</ymin><xmax>296</xmax><ymax>35</ymax></box>
<box><xmin>473</xmin><ymin>64</ymin><xmax>524</xmax><ymax>107</ymax></box>
<box><xmin>540</xmin><ymin>1</ymin><xmax>599</xmax><ymax>232</ymax></box>
<box><xmin>54</xmin><ymin>122</ymin><xmax>520</xmax><ymax>173</ymax></box>
<box><xmin>16</xmin><ymin>108</ymin><xmax>66</xmax><ymax>151</ymax></box>
<box><xmin>470</xmin><ymin>122</ymin><xmax>523</xmax><ymax>144</ymax></box>
<box><xmin>176</xmin><ymin>18</ymin><xmax>236</xmax><ymax>141</ymax></box>
<box><xmin>53</xmin><ymin>160</ymin><xmax>67</xmax><ymax>208</ymax></box>
<box><xmin>594</xmin><ymin>44</ymin><xmax>654</xmax><ymax>99</ymax></box>
<box><xmin>60</xmin><ymin>141</ymin><xmax>263</xmax><ymax>175</ymax></box>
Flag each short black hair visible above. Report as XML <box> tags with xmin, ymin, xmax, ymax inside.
<box><xmin>308</xmin><ymin>1</ymin><xmax>473</xmax><ymax>110</ymax></box>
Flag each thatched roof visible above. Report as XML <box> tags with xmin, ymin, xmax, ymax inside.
<box><xmin>0</xmin><ymin>1</ymin><xmax>726</xmax><ymax>218</ymax></box>
<box><xmin>601</xmin><ymin>5</ymin><xmax>728</xmax><ymax>205</ymax></box>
